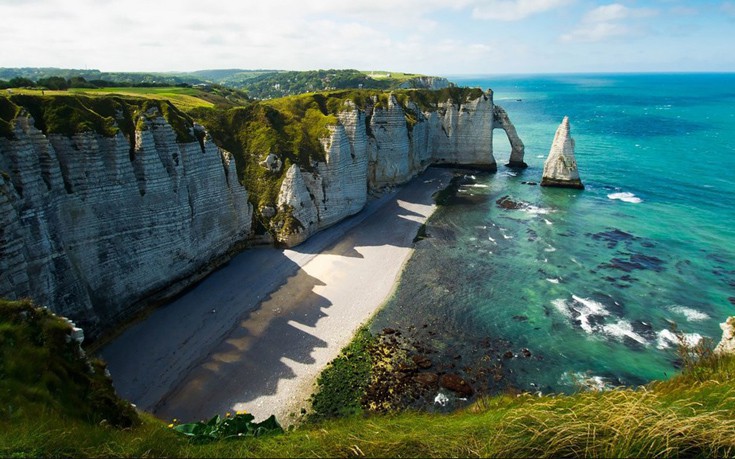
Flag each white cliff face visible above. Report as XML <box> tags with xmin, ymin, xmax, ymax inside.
<box><xmin>430</xmin><ymin>93</ymin><xmax>496</xmax><ymax>168</ymax></box>
<box><xmin>1</xmin><ymin>89</ymin><xmax>527</xmax><ymax>331</ymax></box>
<box><xmin>0</xmin><ymin>114</ymin><xmax>252</xmax><ymax>336</ymax></box>
<box><xmin>276</xmin><ymin>90</ymin><xmax>526</xmax><ymax>246</ymax></box>
<box><xmin>369</xmin><ymin>95</ymin><xmax>413</xmax><ymax>187</ymax></box>
<box><xmin>715</xmin><ymin>317</ymin><xmax>735</xmax><ymax>355</ymax></box>
<box><xmin>541</xmin><ymin>116</ymin><xmax>584</xmax><ymax>189</ymax></box>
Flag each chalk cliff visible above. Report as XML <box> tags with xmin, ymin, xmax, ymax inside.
<box><xmin>275</xmin><ymin>90</ymin><xmax>525</xmax><ymax>245</ymax></box>
<box><xmin>540</xmin><ymin>116</ymin><xmax>584</xmax><ymax>189</ymax></box>
<box><xmin>0</xmin><ymin>107</ymin><xmax>252</xmax><ymax>336</ymax></box>
<box><xmin>0</xmin><ymin>88</ymin><xmax>525</xmax><ymax>334</ymax></box>
<box><xmin>715</xmin><ymin>317</ymin><xmax>735</xmax><ymax>355</ymax></box>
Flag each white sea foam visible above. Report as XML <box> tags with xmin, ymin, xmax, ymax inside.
<box><xmin>656</xmin><ymin>329</ymin><xmax>704</xmax><ymax>350</ymax></box>
<box><xmin>488</xmin><ymin>236</ymin><xmax>497</xmax><ymax>244</ymax></box>
<box><xmin>669</xmin><ymin>305</ymin><xmax>710</xmax><ymax>322</ymax></box>
<box><xmin>502</xmin><ymin>234</ymin><xmax>514</xmax><ymax>240</ymax></box>
<box><xmin>546</xmin><ymin>278</ymin><xmax>560</xmax><ymax>284</ymax></box>
<box><xmin>544</xmin><ymin>218</ymin><xmax>553</xmax><ymax>226</ymax></box>
<box><xmin>552</xmin><ymin>298</ymin><xmax>572</xmax><ymax>318</ymax></box>
<box><xmin>434</xmin><ymin>392</ymin><xmax>450</xmax><ymax>406</ymax></box>
<box><xmin>552</xmin><ymin>296</ymin><xmax>612</xmax><ymax>334</ymax></box>
<box><xmin>544</xmin><ymin>246</ymin><xmax>556</xmax><ymax>252</ymax></box>
<box><xmin>560</xmin><ymin>371</ymin><xmax>611</xmax><ymax>391</ymax></box>
<box><xmin>602</xmin><ymin>320</ymin><xmax>647</xmax><ymax>344</ymax></box>
<box><xmin>608</xmin><ymin>192</ymin><xmax>643</xmax><ymax>203</ymax></box>
<box><xmin>536</xmin><ymin>154</ymin><xmax>545</xmax><ymax>158</ymax></box>
<box><xmin>501</xmin><ymin>171</ymin><xmax>517</xmax><ymax>177</ymax></box>
<box><xmin>571</xmin><ymin>295</ymin><xmax>611</xmax><ymax>334</ymax></box>
<box><xmin>520</xmin><ymin>205</ymin><xmax>552</xmax><ymax>215</ymax></box>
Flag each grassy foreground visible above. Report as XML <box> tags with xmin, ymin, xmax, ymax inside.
<box><xmin>2</xmin><ymin>299</ymin><xmax>735</xmax><ymax>458</ymax></box>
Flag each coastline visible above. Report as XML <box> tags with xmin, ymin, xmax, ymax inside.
<box><xmin>101</xmin><ymin>167</ymin><xmax>455</xmax><ymax>423</ymax></box>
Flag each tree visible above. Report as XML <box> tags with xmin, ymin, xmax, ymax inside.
<box><xmin>8</xmin><ymin>77</ymin><xmax>35</xmax><ymax>88</ymax></box>
<box><xmin>37</xmin><ymin>76</ymin><xmax>69</xmax><ymax>90</ymax></box>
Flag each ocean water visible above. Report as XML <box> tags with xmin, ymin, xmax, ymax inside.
<box><xmin>371</xmin><ymin>73</ymin><xmax>735</xmax><ymax>404</ymax></box>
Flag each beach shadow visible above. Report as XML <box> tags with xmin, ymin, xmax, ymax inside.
<box><xmin>103</xmin><ymin>167</ymin><xmax>451</xmax><ymax>423</ymax></box>
<box><xmin>152</xmin><ymin>263</ymin><xmax>332</xmax><ymax>422</ymax></box>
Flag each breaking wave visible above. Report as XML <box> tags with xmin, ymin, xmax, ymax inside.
<box><xmin>669</xmin><ymin>305</ymin><xmax>710</xmax><ymax>322</ymax></box>
<box><xmin>608</xmin><ymin>192</ymin><xmax>643</xmax><ymax>203</ymax></box>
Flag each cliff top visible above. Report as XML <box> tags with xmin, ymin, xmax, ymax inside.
<box><xmin>0</xmin><ymin>92</ymin><xmax>202</xmax><ymax>142</ymax></box>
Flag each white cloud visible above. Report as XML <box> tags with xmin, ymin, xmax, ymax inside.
<box><xmin>471</xmin><ymin>0</ymin><xmax>573</xmax><ymax>21</ymax></box>
<box><xmin>561</xmin><ymin>3</ymin><xmax>658</xmax><ymax>43</ymax></box>
<box><xmin>582</xmin><ymin>3</ymin><xmax>657</xmax><ymax>23</ymax></box>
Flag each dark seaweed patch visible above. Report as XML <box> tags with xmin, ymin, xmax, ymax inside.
<box><xmin>589</xmin><ymin>229</ymin><xmax>639</xmax><ymax>249</ymax></box>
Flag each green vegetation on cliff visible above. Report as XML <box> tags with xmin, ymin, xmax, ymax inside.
<box><xmin>0</xmin><ymin>299</ymin><xmax>138</xmax><ymax>428</ymax></box>
<box><xmin>1</xmin><ymin>297</ymin><xmax>734</xmax><ymax>458</ymax></box>
<box><xmin>0</xmin><ymin>93</ymin><xmax>198</xmax><ymax>143</ymax></box>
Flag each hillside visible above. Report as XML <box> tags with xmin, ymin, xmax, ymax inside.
<box><xmin>1</xmin><ymin>298</ymin><xmax>734</xmax><ymax>458</ymax></box>
<box><xmin>0</xmin><ymin>67</ymin><xmax>451</xmax><ymax>99</ymax></box>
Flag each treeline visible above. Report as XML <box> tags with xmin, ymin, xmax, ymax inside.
<box><xmin>0</xmin><ymin>76</ymin><xmax>196</xmax><ymax>90</ymax></box>
<box><xmin>242</xmin><ymin>69</ymin><xmax>409</xmax><ymax>99</ymax></box>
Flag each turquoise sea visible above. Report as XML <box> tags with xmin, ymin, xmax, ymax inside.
<box><xmin>371</xmin><ymin>73</ymin><xmax>735</xmax><ymax>406</ymax></box>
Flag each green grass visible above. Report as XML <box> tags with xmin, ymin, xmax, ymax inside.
<box><xmin>2</xmin><ymin>298</ymin><xmax>735</xmax><ymax>457</ymax></box>
<box><xmin>360</xmin><ymin>70</ymin><xmax>426</xmax><ymax>81</ymax></box>
<box><xmin>1</xmin><ymin>93</ymin><xmax>200</xmax><ymax>142</ymax></box>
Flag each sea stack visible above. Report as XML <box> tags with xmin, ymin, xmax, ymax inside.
<box><xmin>540</xmin><ymin>116</ymin><xmax>584</xmax><ymax>189</ymax></box>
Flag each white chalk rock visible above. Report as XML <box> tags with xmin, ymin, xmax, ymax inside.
<box><xmin>715</xmin><ymin>317</ymin><xmax>735</xmax><ymax>355</ymax></box>
<box><xmin>541</xmin><ymin>116</ymin><xmax>584</xmax><ymax>189</ymax></box>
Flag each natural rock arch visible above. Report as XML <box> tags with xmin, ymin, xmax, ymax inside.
<box><xmin>493</xmin><ymin>105</ymin><xmax>527</xmax><ymax>168</ymax></box>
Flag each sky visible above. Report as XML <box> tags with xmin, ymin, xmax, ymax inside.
<box><xmin>1</xmin><ymin>0</ymin><xmax>734</xmax><ymax>75</ymax></box>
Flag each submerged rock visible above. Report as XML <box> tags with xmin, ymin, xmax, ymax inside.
<box><xmin>541</xmin><ymin>116</ymin><xmax>584</xmax><ymax>189</ymax></box>
<box><xmin>439</xmin><ymin>373</ymin><xmax>474</xmax><ymax>397</ymax></box>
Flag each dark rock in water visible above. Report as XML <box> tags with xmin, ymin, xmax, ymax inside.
<box><xmin>513</xmin><ymin>315</ymin><xmax>529</xmax><ymax>322</ymax></box>
<box><xmin>603</xmin><ymin>255</ymin><xmax>663</xmax><ymax>273</ymax></box>
<box><xmin>630</xmin><ymin>253</ymin><xmax>665</xmax><ymax>272</ymax></box>
<box><xmin>412</xmin><ymin>355</ymin><xmax>433</xmax><ymax>369</ymax></box>
<box><xmin>496</xmin><ymin>195</ymin><xmax>526</xmax><ymax>210</ymax></box>
<box><xmin>382</xmin><ymin>328</ymin><xmax>396</xmax><ymax>335</ymax></box>
<box><xmin>527</xmin><ymin>229</ymin><xmax>538</xmax><ymax>241</ymax></box>
<box><xmin>623</xmin><ymin>336</ymin><xmax>646</xmax><ymax>351</ymax></box>
<box><xmin>590</xmin><ymin>228</ymin><xmax>639</xmax><ymax>249</ymax></box>
<box><xmin>605</xmin><ymin>258</ymin><xmax>642</xmax><ymax>272</ymax></box>
<box><xmin>397</xmin><ymin>362</ymin><xmax>416</xmax><ymax>373</ymax></box>
<box><xmin>429</xmin><ymin>226</ymin><xmax>458</xmax><ymax>242</ymax></box>
<box><xmin>728</xmin><ymin>297</ymin><xmax>735</xmax><ymax>306</ymax></box>
<box><xmin>414</xmin><ymin>372</ymin><xmax>439</xmax><ymax>387</ymax></box>
<box><xmin>641</xmin><ymin>241</ymin><xmax>656</xmax><ymax>248</ymax></box>
<box><xmin>503</xmin><ymin>350</ymin><xmax>514</xmax><ymax>359</ymax></box>
<box><xmin>439</xmin><ymin>373</ymin><xmax>474</xmax><ymax>397</ymax></box>
<box><xmin>521</xmin><ymin>181</ymin><xmax>538</xmax><ymax>186</ymax></box>
<box><xmin>521</xmin><ymin>348</ymin><xmax>532</xmax><ymax>358</ymax></box>
<box><xmin>633</xmin><ymin>321</ymin><xmax>656</xmax><ymax>341</ymax></box>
